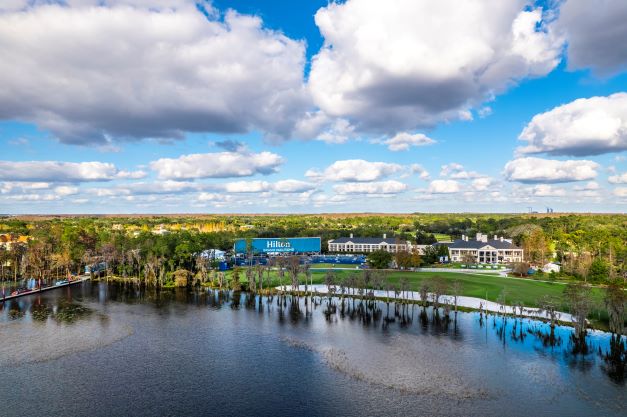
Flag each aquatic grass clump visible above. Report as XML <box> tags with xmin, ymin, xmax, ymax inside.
<box><xmin>53</xmin><ymin>302</ymin><xmax>93</xmax><ymax>324</ymax></box>
<box><xmin>8</xmin><ymin>309</ymin><xmax>24</xmax><ymax>320</ymax></box>
<box><xmin>31</xmin><ymin>304</ymin><xmax>52</xmax><ymax>322</ymax></box>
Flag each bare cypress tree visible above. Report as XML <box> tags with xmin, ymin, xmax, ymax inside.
<box><xmin>419</xmin><ymin>281</ymin><xmax>429</xmax><ymax>309</ymax></box>
<box><xmin>286</xmin><ymin>256</ymin><xmax>301</xmax><ymax>293</ymax></box>
<box><xmin>605</xmin><ymin>279</ymin><xmax>626</xmax><ymax>335</ymax></box>
<box><xmin>302</xmin><ymin>263</ymin><xmax>311</xmax><ymax>296</ymax></box>
<box><xmin>218</xmin><ymin>271</ymin><xmax>225</xmax><ymax>290</ymax></box>
<box><xmin>430</xmin><ymin>276</ymin><xmax>448</xmax><ymax>313</ymax></box>
<box><xmin>497</xmin><ymin>288</ymin><xmax>508</xmax><ymax>316</ymax></box>
<box><xmin>324</xmin><ymin>270</ymin><xmax>336</xmax><ymax>301</ymax></box>
<box><xmin>564</xmin><ymin>282</ymin><xmax>593</xmax><ymax>348</ymax></box>
<box><xmin>324</xmin><ymin>270</ymin><xmax>335</xmax><ymax>293</ymax></box>
<box><xmin>255</xmin><ymin>264</ymin><xmax>264</xmax><ymax>293</ymax></box>
<box><xmin>399</xmin><ymin>277</ymin><xmax>409</xmax><ymax>303</ymax></box>
<box><xmin>230</xmin><ymin>267</ymin><xmax>242</xmax><ymax>291</ymax></box>
<box><xmin>451</xmin><ymin>280</ymin><xmax>463</xmax><ymax>314</ymax></box>
<box><xmin>538</xmin><ymin>294</ymin><xmax>561</xmax><ymax>345</ymax></box>
<box><xmin>246</xmin><ymin>266</ymin><xmax>255</xmax><ymax>293</ymax></box>
<box><xmin>275</xmin><ymin>257</ymin><xmax>286</xmax><ymax>293</ymax></box>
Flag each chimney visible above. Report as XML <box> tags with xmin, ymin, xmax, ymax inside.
<box><xmin>494</xmin><ymin>234</ymin><xmax>498</xmax><ymax>241</ymax></box>
<box><xmin>476</xmin><ymin>233</ymin><xmax>481</xmax><ymax>241</ymax></box>
<box><xmin>350</xmin><ymin>233</ymin><xmax>353</xmax><ymax>239</ymax></box>
<box><xmin>461</xmin><ymin>234</ymin><xmax>465</xmax><ymax>241</ymax></box>
<box><xmin>500</xmin><ymin>237</ymin><xmax>503</xmax><ymax>242</ymax></box>
<box><xmin>383</xmin><ymin>233</ymin><xmax>387</xmax><ymax>239</ymax></box>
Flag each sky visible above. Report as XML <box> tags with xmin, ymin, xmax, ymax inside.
<box><xmin>0</xmin><ymin>0</ymin><xmax>626</xmax><ymax>214</ymax></box>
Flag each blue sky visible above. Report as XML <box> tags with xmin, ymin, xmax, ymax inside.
<box><xmin>0</xmin><ymin>0</ymin><xmax>626</xmax><ymax>214</ymax></box>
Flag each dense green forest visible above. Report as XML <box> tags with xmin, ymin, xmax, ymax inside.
<box><xmin>0</xmin><ymin>213</ymin><xmax>625</xmax><ymax>284</ymax></box>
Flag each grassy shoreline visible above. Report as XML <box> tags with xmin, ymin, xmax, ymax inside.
<box><xmin>94</xmin><ymin>268</ymin><xmax>620</xmax><ymax>330</ymax></box>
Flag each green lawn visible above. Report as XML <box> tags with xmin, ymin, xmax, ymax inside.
<box><xmin>228</xmin><ymin>268</ymin><xmax>606</xmax><ymax>313</ymax></box>
<box><xmin>309</xmin><ymin>263</ymin><xmax>363</xmax><ymax>269</ymax></box>
<box><xmin>433</xmin><ymin>233</ymin><xmax>452</xmax><ymax>242</ymax></box>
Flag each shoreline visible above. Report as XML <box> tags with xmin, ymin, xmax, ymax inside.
<box><xmin>280</xmin><ymin>284</ymin><xmax>578</xmax><ymax>324</ymax></box>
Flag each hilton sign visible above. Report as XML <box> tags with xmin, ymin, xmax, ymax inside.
<box><xmin>234</xmin><ymin>237</ymin><xmax>321</xmax><ymax>254</ymax></box>
<box><xmin>267</xmin><ymin>240</ymin><xmax>291</xmax><ymax>249</ymax></box>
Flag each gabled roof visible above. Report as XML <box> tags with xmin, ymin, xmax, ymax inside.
<box><xmin>329</xmin><ymin>237</ymin><xmax>402</xmax><ymax>245</ymax></box>
<box><xmin>447</xmin><ymin>239</ymin><xmax>520</xmax><ymax>250</ymax></box>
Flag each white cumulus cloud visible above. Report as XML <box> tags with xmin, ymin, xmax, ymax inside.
<box><xmin>150</xmin><ymin>151</ymin><xmax>283</xmax><ymax>180</ymax></box>
<box><xmin>440</xmin><ymin>163</ymin><xmax>483</xmax><ymax>179</ymax></box>
<box><xmin>517</xmin><ymin>93</ymin><xmax>627</xmax><ymax>156</ymax></box>
<box><xmin>410</xmin><ymin>164</ymin><xmax>430</xmax><ymax>180</ymax></box>
<box><xmin>381</xmin><ymin>132</ymin><xmax>435</xmax><ymax>151</ymax></box>
<box><xmin>223</xmin><ymin>181</ymin><xmax>271</xmax><ymax>193</ymax></box>
<box><xmin>273</xmin><ymin>180</ymin><xmax>316</xmax><ymax>193</ymax></box>
<box><xmin>574</xmin><ymin>181</ymin><xmax>600</xmax><ymax>191</ymax></box>
<box><xmin>308</xmin><ymin>0</ymin><xmax>562</xmax><ymax>134</ymax></box>
<box><xmin>0</xmin><ymin>2</ymin><xmax>308</xmax><ymax>144</ymax></box>
<box><xmin>333</xmin><ymin>180</ymin><xmax>407</xmax><ymax>195</ymax></box>
<box><xmin>54</xmin><ymin>185</ymin><xmax>79</xmax><ymax>196</ymax></box>
<box><xmin>608</xmin><ymin>172</ymin><xmax>627</xmax><ymax>184</ymax></box>
<box><xmin>306</xmin><ymin>159</ymin><xmax>402</xmax><ymax>182</ymax></box>
<box><xmin>555</xmin><ymin>0</ymin><xmax>627</xmax><ymax>76</ymax></box>
<box><xmin>471</xmin><ymin>178</ymin><xmax>495</xmax><ymax>191</ymax></box>
<box><xmin>0</xmin><ymin>161</ymin><xmax>117</xmax><ymax>182</ymax></box>
<box><xmin>427</xmin><ymin>180</ymin><xmax>461</xmax><ymax>194</ymax></box>
<box><xmin>115</xmin><ymin>170</ymin><xmax>148</xmax><ymax>180</ymax></box>
<box><xmin>530</xmin><ymin>184</ymin><xmax>567</xmax><ymax>197</ymax></box>
<box><xmin>504</xmin><ymin>157</ymin><xmax>599</xmax><ymax>183</ymax></box>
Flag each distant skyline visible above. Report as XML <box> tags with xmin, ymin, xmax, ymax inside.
<box><xmin>0</xmin><ymin>0</ymin><xmax>626</xmax><ymax>214</ymax></box>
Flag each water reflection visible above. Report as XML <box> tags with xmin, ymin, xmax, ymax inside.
<box><xmin>2</xmin><ymin>282</ymin><xmax>626</xmax><ymax>392</ymax></box>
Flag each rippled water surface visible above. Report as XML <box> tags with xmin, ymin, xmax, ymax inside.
<box><xmin>0</xmin><ymin>281</ymin><xmax>625</xmax><ymax>417</ymax></box>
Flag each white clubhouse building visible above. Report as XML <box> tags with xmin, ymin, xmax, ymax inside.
<box><xmin>447</xmin><ymin>233</ymin><xmax>523</xmax><ymax>264</ymax></box>
<box><xmin>328</xmin><ymin>234</ymin><xmax>418</xmax><ymax>253</ymax></box>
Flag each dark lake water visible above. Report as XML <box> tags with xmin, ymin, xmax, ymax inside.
<box><xmin>0</xmin><ymin>281</ymin><xmax>625</xmax><ymax>417</ymax></box>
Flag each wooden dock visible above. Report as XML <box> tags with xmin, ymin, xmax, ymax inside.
<box><xmin>0</xmin><ymin>275</ymin><xmax>90</xmax><ymax>302</ymax></box>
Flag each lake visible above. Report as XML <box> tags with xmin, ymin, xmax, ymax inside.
<box><xmin>0</xmin><ymin>281</ymin><xmax>625</xmax><ymax>417</ymax></box>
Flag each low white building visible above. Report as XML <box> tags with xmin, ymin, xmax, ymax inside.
<box><xmin>201</xmin><ymin>249</ymin><xmax>226</xmax><ymax>261</ymax></box>
<box><xmin>447</xmin><ymin>233</ymin><xmax>523</xmax><ymax>264</ymax></box>
<box><xmin>328</xmin><ymin>234</ymin><xmax>415</xmax><ymax>253</ymax></box>
<box><xmin>542</xmin><ymin>262</ymin><xmax>561</xmax><ymax>273</ymax></box>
